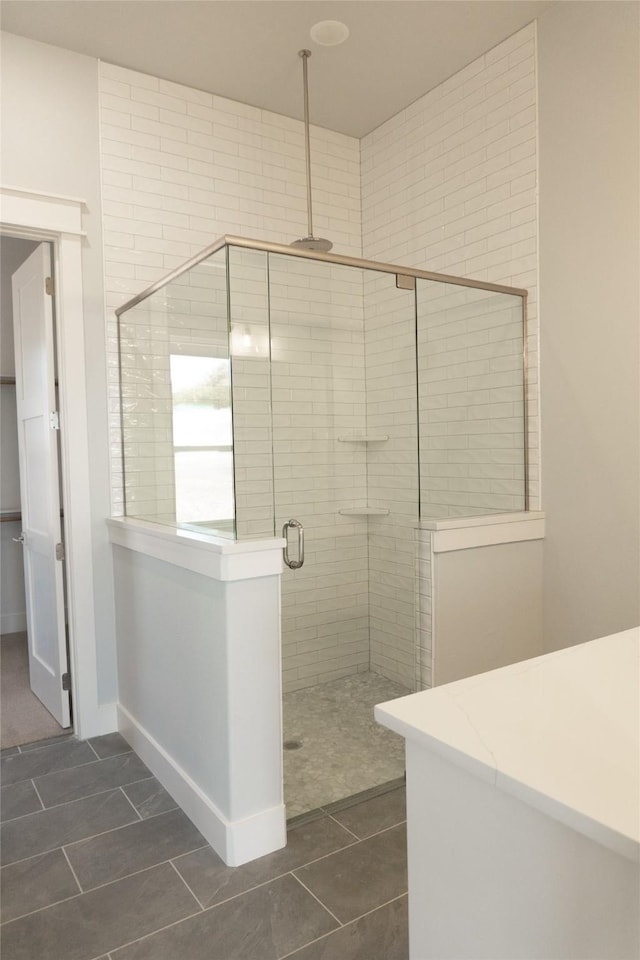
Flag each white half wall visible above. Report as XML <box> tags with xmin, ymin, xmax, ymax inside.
<box><xmin>537</xmin><ymin>1</ymin><xmax>640</xmax><ymax>650</ymax></box>
<box><xmin>432</xmin><ymin>538</ymin><xmax>544</xmax><ymax>685</ymax></box>
<box><xmin>110</xmin><ymin>520</ymin><xmax>286</xmax><ymax>865</ymax></box>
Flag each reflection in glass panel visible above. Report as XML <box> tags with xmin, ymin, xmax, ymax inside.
<box><xmin>227</xmin><ymin>246</ymin><xmax>273</xmax><ymax>541</ymax></box>
<box><xmin>118</xmin><ymin>247</ymin><xmax>235</xmax><ymax>538</ymax></box>
<box><xmin>169</xmin><ymin>355</ymin><xmax>233</xmax><ymax>531</ymax></box>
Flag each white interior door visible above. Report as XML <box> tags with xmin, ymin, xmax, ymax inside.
<box><xmin>12</xmin><ymin>243</ymin><xmax>70</xmax><ymax>727</ymax></box>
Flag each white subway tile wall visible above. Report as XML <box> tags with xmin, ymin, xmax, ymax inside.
<box><xmin>416</xmin><ymin>528</ymin><xmax>433</xmax><ymax>690</ymax></box>
<box><xmin>100</xmin><ymin>61</ymin><xmax>362</xmax><ymax>515</ymax></box>
<box><xmin>360</xmin><ymin>23</ymin><xmax>538</xmax><ymax>508</ymax></box>
<box><xmin>269</xmin><ymin>256</ymin><xmax>370</xmax><ymax>690</ymax></box>
<box><xmin>364</xmin><ymin>272</ymin><xmax>420</xmax><ymax>688</ymax></box>
<box><xmin>360</xmin><ymin>23</ymin><xmax>539</xmax><ymax>686</ymax></box>
<box><xmin>417</xmin><ymin>282</ymin><xmax>526</xmax><ymax>519</ymax></box>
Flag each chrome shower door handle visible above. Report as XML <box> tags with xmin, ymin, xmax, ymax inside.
<box><xmin>282</xmin><ymin>519</ymin><xmax>304</xmax><ymax>569</ymax></box>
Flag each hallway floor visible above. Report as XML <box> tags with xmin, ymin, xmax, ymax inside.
<box><xmin>0</xmin><ymin>633</ymin><xmax>66</xmax><ymax>749</ymax></box>
<box><xmin>0</xmin><ymin>733</ymin><xmax>408</xmax><ymax>959</ymax></box>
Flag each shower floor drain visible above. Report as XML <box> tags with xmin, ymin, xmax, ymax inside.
<box><xmin>283</xmin><ymin>739</ymin><xmax>303</xmax><ymax>751</ymax></box>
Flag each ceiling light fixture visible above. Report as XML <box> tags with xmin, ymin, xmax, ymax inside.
<box><xmin>310</xmin><ymin>20</ymin><xmax>349</xmax><ymax>47</ymax></box>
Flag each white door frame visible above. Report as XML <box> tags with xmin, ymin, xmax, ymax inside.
<box><xmin>1</xmin><ymin>185</ymin><xmax>103</xmax><ymax>739</ymax></box>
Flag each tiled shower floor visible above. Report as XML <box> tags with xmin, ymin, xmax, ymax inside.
<box><xmin>283</xmin><ymin>671</ymin><xmax>411</xmax><ymax>818</ymax></box>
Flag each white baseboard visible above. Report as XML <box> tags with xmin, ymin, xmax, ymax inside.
<box><xmin>117</xmin><ymin>704</ymin><xmax>286</xmax><ymax>867</ymax></box>
<box><xmin>1</xmin><ymin>613</ymin><xmax>27</xmax><ymax>635</ymax></box>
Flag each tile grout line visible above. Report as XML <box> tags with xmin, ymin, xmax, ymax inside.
<box><xmin>101</xmin><ymin>861</ymin><xmax>359</xmax><ymax>960</ymax></box>
<box><xmin>29</xmin><ymin>777</ymin><xmax>45</xmax><ymax>814</ymax></box>
<box><xmin>1</xmin><ymin>798</ymin><xmax>145</xmax><ymax>870</ymax></box>
<box><xmin>16</xmin><ymin>793</ymin><xmax>186</xmax><ymax>868</ymax></box>
<box><xmin>0</xmin><ymin>851</ymin><xmax>208</xmax><ymax>928</ymax></box>
<box><xmin>60</xmin><ymin>845</ymin><xmax>85</xmax><ymax>894</ymax></box>
<box><xmin>86</xmin><ymin>741</ymin><xmax>103</xmax><ymax>761</ymax></box>
<box><xmin>278</xmin><ymin>891</ymin><xmax>409</xmax><ymax>960</ymax></box>
<box><xmin>62</xmin><ymin>807</ymin><xmax>192</xmax><ymax>864</ymax></box>
<box><xmin>168</xmin><ymin>859</ymin><xmax>205</xmax><ymax>911</ymax></box>
<box><xmin>163</xmin><ymin>831</ymin><xmax>362</xmax><ymax>918</ymax></box>
<box><xmin>325</xmin><ymin>812</ymin><xmax>360</xmax><ymax>840</ymax></box>
<box><xmin>30</xmin><ymin>770</ymin><xmax>151</xmax><ymax>814</ymax></box>
<box><xmin>94</xmin><ymin>900</ymin><xmax>204</xmax><ymax>958</ymax></box>
<box><xmin>118</xmin><ymin>785</ymin><xmax>144</xmax><ymax>822</ymax></box>
<box><xmin>11</xmin><ymin>737</ymin><xmax>71</xmax><ymax>756</ymax></box>
<box><xmin>1</xmin><ymin>752</ymin><xmax>103</xmax><ymax>788</ymax></box>
<box><xmin>327</xmin><ymin>811</ymin><xmax>407</xmax><ymax>842</ymax></box>
<box><xmin>60</xmin><ymin>839</ymin><xmax>212</xmax><ymax>897</ymax></box>
<box><xmin>168</xmin><ymin>867</ymin><xmax>316</xmax><ymax>914</ymax></box>
<box><xmin>290</xmin><ymin>872</ymin><xmax>344</xmax><ymax>928</ymax></box>
<box><xmin>0</xmin><ymin>889</ymin><xmax>84</xmax><ymax>927</ymax></box>
<box><xmin>0</xmin><ymin>780</ymin><xmax>144</xmax><ymax>826</ymax></box>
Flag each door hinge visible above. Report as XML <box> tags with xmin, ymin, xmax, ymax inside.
<box><xmin>55</xmin><ymin>542</ymin><xmax>65</xmax><ymax>561</ymax></box>
<box><xmin>396</xmin><ymin>273</ymin><xmax>416</xmax><ymax>291</ymax></box>
<box><xmin>50</xmin><ymin>411</ymin><xmax>60</xmax><ymax>430</ymax></box>
<box><xmin>45</xmin><ymin>276</ymin><xmax>54</xmax><ymax>296</ymax></box>
<box><xmin>62</xmin><ymin>672</ymin><xmax>71</xmax><ymax>691</ymax></box>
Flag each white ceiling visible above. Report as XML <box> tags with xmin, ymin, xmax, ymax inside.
<box><xmin>0</xmin><ymin>0</ymin><xmax>551</xmax><ymax>138</ymax></box>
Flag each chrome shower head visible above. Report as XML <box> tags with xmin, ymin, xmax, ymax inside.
<box><xmin>290</xmin><ymin>235</ymin><xmax>333</xmax><ymax>253</ymax></box>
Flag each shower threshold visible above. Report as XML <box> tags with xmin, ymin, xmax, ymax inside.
<box><xmin>287</xmin><ymin>775</ymin><xmax>406</xmax><ymax>829</ymax></box>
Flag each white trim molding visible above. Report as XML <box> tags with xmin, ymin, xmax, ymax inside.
<box><xmin>1</xmin><ymin>185</ymin><xmax>86</xmax><ymax>236</ymax></box>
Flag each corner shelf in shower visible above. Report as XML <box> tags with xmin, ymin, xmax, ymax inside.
<box><xmin>337</xmin><ymin>434</ymin><xmax>389</xmax><ymax>443</ymax></box>
<box><xmin>338</xmin><ymin>507</ymin><xmax>390</xmax><ymax>516</ymax></box>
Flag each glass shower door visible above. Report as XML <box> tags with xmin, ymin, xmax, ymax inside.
<box><xmin>267</xmin><ymin>252</ymin><xmax>419</xmax><ymax>818</ymax></box>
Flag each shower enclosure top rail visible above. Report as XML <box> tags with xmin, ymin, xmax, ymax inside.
<box><xmin>114</xmin><ymin>233</ymin><xmax>528</xmax><ymax>317</ymax></box>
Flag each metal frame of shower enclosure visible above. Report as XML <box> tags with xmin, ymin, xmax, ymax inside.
<box><xmin>115</xmin><ymin>234</ymin><xmax>530</xmax><ymax>510</ymax></box>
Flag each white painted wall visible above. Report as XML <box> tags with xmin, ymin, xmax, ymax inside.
<box><xmin>0</xmin><ymin>32</ymin><xmax>117</xmax><ymax>702</ymax></box>
<box><xmin>537</xmin><ymin>1</ymin><xmax>640</xmax><ymax>650</ymax></box>
<box><xmin>432</xmin><ymin>539</ymin><xmax>543</xmax><ymax>685</ymax></box>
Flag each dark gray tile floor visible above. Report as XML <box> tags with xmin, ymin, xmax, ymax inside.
<box><xmin>0</xmin><ymin>733</ymin><xmax>408</xmax><ymax>960</ymax></box>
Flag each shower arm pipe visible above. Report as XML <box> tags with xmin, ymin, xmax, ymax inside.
<box><xmin>115</xmin><ymin>233</ymin><xmax>527</xmax><ymax>317</ymax></box>
<box><xmin>300</xmin><ymin>49</ymin><xmax>315</xmax><ymax>241</ymax></box>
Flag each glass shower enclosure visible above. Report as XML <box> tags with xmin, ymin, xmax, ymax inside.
<box><xmin>116</xmin><ymin>235</ymin><xmax>528</xmax><ymax>817</ymax></box>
